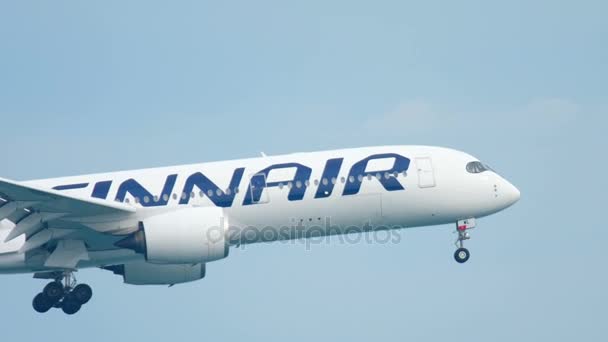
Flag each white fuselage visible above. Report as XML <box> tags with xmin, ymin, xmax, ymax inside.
<box><xmin>0</xmin><ymin>146</ymin><xmax>520</xmax><ymax>273</ymax></box>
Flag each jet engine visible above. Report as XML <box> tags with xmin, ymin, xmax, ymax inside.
<box><xmin>115</xmin><ymin>207</ymin><xmax>229</xmax><ymax>264</ymax></box>
<box><xmin>104</xmin><ymin>262</ymin><xmax>205</xmax><ymax>285</ymax></box>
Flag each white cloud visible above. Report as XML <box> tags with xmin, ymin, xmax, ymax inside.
<box><xmin>503</xmin><ymin>98</ymin><xmax>580</xmax><ymax>127</ymax></box>
<box><xmin>365</xmin><ymin>98</ymin><xmax>586</xmax><ymax>140</ymax></box>
<box><xmin>363</xmin><ymin>100</ymin><xmax>451</xmax><ymax>139</ymax></box>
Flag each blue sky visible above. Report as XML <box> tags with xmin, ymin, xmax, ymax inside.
<box><xmin>0</xmin><ymin>1</ymin><xmax>606</xmax><ymax>341</ymax></box>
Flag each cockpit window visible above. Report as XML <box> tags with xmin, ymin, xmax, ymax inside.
<box><xmin>466</xmin><ymin>161</ymin><xmax>493</xmax><ymax>174</ymax></box>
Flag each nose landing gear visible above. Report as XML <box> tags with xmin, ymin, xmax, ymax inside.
<box><xmin>454</xmin><ymin>247</ymin><xmax>470</xmax><ymax>263</ymax></box>
<box><xmin>454</xmin><ymin>218</ymin><xmax>475</xmax><ymax>264</ymax></box>
<box><xmin>32</xmin><ymin>272</ymin><xmax>93</xmax><ymax>315</ymax></box>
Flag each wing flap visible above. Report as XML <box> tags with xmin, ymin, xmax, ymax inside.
<box><xmin>0</xmin><ymin>177</ymin><xmax>135</xmax><ymax>242</ymax></box>
<box><xmin>44</xmin><ymin>239</ymin><xmax>89</xmax><ymax>269</ymax></box>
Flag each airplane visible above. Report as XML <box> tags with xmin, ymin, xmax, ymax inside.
<box><xmin>0</xmin><ymin>145</ymin><xmax>520</xmax><ymax>315</ymax></box>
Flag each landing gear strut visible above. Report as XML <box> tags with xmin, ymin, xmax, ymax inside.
<box><xmin>454</xmin><ymin>219</ymin><xmax>475</xmax><ymax>264</ymax></box>
<box><xmin>32</xmin><ymin>272</ymin><xmax>93</xmax><ymax>315</ymax></box>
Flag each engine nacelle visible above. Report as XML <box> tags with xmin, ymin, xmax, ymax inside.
<box><xmin>104</xmin><ymin>262</ymin><xmax>205</xmax><ymax>285</ymax></box>
<box><xmin>116</xmin><ymin>207</ymin><xmax>229</xmax><ymax>264</ymax></box>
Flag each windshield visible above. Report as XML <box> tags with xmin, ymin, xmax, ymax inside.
<box><xmin>466</xmin><ymin>161</ymin><xmax>494</xmax><ymax>174</ymax></box>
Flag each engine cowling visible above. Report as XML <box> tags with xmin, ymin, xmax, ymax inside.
<box><xmin>116</xmin><ymin>207</ymin><xmax>229</xmax><ymax>264</ymax></box>
<box><xmin>104</xmin><ymin>262</ymin><xmax>205</xmax><ymax>285</ymax></box>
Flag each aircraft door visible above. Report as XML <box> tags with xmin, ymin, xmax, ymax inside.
<box><xmin>248</xmin><ymin>173</ymin><xmax>270</xmax><ymax>204</ymax></box>
<box><xmin>416</xmin><ymin>157</ymin><xmax>436</xmax><ymax>188</ymax></box>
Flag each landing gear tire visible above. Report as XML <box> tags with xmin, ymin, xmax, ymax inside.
<box><xmin>43</xmin><ymin>281</ymin><xmax>64</xmax><ymax>302</ymax></box>
<box><xmin>32</xmin><ymin>272</ymin><xmax>92</xmax><ymax>315</ymax></box>
<box><xmin>33</xmin><ymin>293</ymin><xmax>53</xmax><ymax>313</ymax></box>
<box><xmin>72</xmin><ymin>284</ymin><xmax>93</xmax><ymax>304</ymax></box>
<box><xmin>453</xmin><ymin>219</ymin><xmax>475</xmax><ymax>263</ymax></box>
<box><xmin>61</xmin><ymin>295</ymin><xmax>82</xmax><ymax>315</ymax></box>
<box><xmin>454</xmin><ymin>248</ymin><xmax>470</xmax><ymax>264</ymax></box>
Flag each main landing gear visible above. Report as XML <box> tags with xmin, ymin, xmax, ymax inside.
<box><xmin>32</xmin><ymin>272</ymin><xmax>93</xmax><ymax>315</ymax></box>
<box><xmin>454</xmin><ymin>218</ymin><xmax>476</xmax><ymax>264</ymax></box>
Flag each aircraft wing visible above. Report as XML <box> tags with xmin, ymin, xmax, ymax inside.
<box><xmin>0</xmin><ymin>177</ymin><xmax>135</xmax><ymax>243</ymax></box>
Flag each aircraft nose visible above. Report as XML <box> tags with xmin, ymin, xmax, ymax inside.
<box><xmin>501</xmin><ymin>179</ymin><xmax>521</xmax><ymax>208</ymax></box>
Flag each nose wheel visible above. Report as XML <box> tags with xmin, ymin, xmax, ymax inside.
<box><xmin>32</xmin><ymin>272</ymin><xmax>93</xmax><ymax>315</ymax></box>
<box><xmin>454</xmin><ymin>247</ymin><xmax>470</xmax><ymax>263</ymax></box>
<box><xmin>453</xmin><ymin>219</ymin><xmax>475</xmax><ymax>264</ymax></box>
